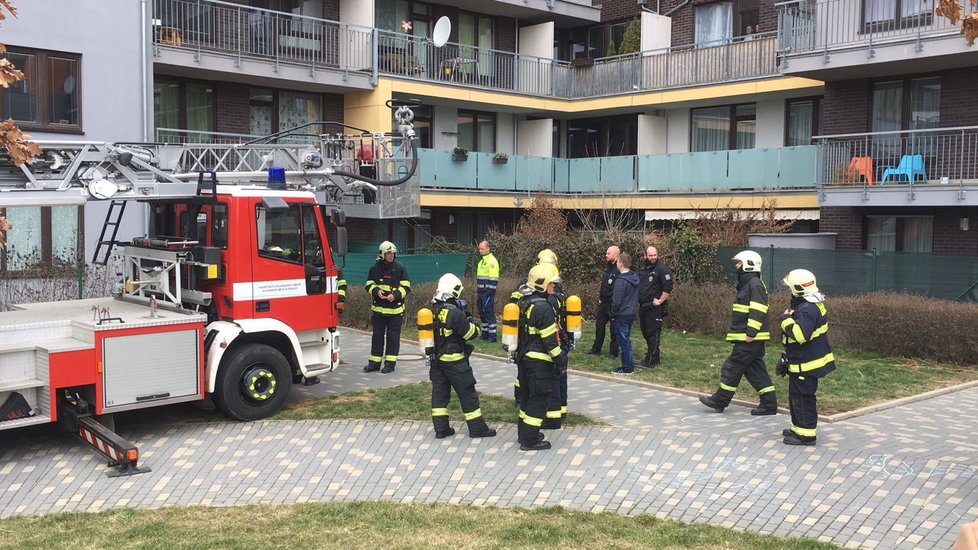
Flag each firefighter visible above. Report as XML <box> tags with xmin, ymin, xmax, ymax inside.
<box><xmin>336</xmin><ymin>268</ymin><xmax>347</xmax><ymax>314</ymax></box>
<box><xmin>429</xmin><ymin>273</ymin><xmax>497</xmax><ymax>439</ymax></box>
<box><xmin>476</xmin><ymin>240</ymin><xmax>500</xmax><ymax>343</ymax></box>
<box><xmin>515</xmin><ymin>263</ymin><xmax>567</xmax><ymax>451</ymax></box>
<box><xmin>699</xmin><ymin>250</ymin><xmax>778</xmax><ymax>415</ymax></box>
<box><xmin>365</xmin><ymin>241</ymin><xmax>411</xmax><ymax>373</ymax></box>
<box><xmin>777</xmin><ymin>269</ymin><xmax>836</xmax><ymax>446</ymax></box>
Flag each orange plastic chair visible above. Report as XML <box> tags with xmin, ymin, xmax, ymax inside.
<box><xmin>848</xmin><ymin>156</ymin><xmax>874</xmax><ymax>185</ymax></box>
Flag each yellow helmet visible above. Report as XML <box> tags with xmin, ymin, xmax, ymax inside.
<box><xmin>732</xmin><ymin>250</ymin><xmax>762</xmax><ymax>273</ymax></box>
<box><xmin>783</xmin><ymin>269</ymin><xmax>819</xmax><ymax>297</ymax></box>
<box><xmin>527</xmin><ymin>263</ymin><xmax>561</xmax><ymax>293</ymax></box>
<box><xmin>537</xmin><ymin>249</ymin><xmax>558</xmax><ymax>265</ymax></box>
<box><xmin>378</xmin><ymin>241</ymin><xmax>398</xmax><ymax>259</ymax></box>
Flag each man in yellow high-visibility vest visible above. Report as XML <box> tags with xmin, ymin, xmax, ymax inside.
<box><xmin>476</xmin><ymin>240</ymin><xmax>500</xmax><ymax>343</ymax></box>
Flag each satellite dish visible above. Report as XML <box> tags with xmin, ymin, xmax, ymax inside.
<box><xmin>432</xmin><ymin>16</ymin><xmax>451</xmax><ymax>48</ymax></box>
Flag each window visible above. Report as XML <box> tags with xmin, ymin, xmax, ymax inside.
<box><xmin>691</xmin><ymin>104</ymin><xmax>755</xmax><ymax>152</ymax></box>
<box><xmin>392</xmin><ymin>102</ymin><xmax>431</xmax><ymax>149</ymax></box>
<box><xmin>0</xmin><ymin>48</ymin><xmax>81</xmax><ymax>132</ymax></box>
<box><xmin>249</xmin><ymin>87</ymin><xmax>326</xmax><ymax>140</ymax></box>
<box><xmin>863</xmin><ymin>0</ymin><xmax>932</xmax><ymax>29</ymax></box>
<box><xmin>786</xmin><ymin>98</ymin><xmax>821</xmax><ymax>146</ymax></box>
<box><xmin>0</xmin><ymin>206</ymin><xmax>82</xmax><ymax>271</ymax></box>
<box><xmin>866</xmin><ymin>215</ymin><xmax>932</xmax><ymax>252</ymax></box>
<box><xmin>457</xmin><ymin>110</ymin><xmax>495</xmax><ymax>153</ymax></box>
<box><xmin>695</xmin><ymin>2</ymin><xmax>733</xmax><ymax>45</ymax></box>
<box><xmin>459</xmin><ymin>12</ymin><xmax>493</xmax><ymax>78</ymax></box>
<box><xmin>871</xmin><ymin>77</ymin><xmax>940</xmax><ymax>159</ymax></box>
<box><xmin>257</xmin><ymin>203</ymin><xmax>303</xmax><ymax>263</ymax></box>
<box><xmin>154</xmin><ymin>77</ymin><xmax>213</xmax><ymax>142</ymax></box>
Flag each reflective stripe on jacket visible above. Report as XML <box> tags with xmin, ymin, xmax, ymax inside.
<box><xmin>433</xmin><ymin>301</ymin><xmax>480</xmax><ymax>364</ymax></box>
<box><xmin>365</xmin><ymin>259</ymin><xmax>411</xmax><ymax>315</ymax></box>
<box><xmin>476</xmin><ymin>253</ymin><xmax>499</xmax><ymax>291</ymax></box>
<box><xmin>726</xmin><ymin>271</ymin><xmax>770</xmax><ymax>342</ymax></box>
<box><xmin>517</xmin><ymin>294</ymin><xmax>562</xmax><ymax>363</ymax></box>
<box><xmin>781</xmin><ymin>299</ymin><xmax>836</xmax><ymax>377</ymax></box>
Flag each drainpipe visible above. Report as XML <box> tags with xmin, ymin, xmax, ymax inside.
<box><xmin>140</xmin><ymin>0</ymin><xmax>150</xmax><ymax>142</ymax></box>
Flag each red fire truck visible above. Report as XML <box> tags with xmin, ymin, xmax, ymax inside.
<box><xmin>0</xmin><ymin>103</ymin><xmax>419</xmax><ymax>475</ymax></box>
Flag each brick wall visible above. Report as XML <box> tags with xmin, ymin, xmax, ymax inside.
<box><xmin>598</xmin><ymin>0</ymin><xmax>641</xmax><ymax>23</ymax></box>
<box><xmin>214</xmin><ymin>82</ymin><xmax>252</xmax><ymax>134</ymax></box>
<box><xmin>431</xmin><ymin>210</ymin><xmax>456</xmax><ymax>241</ymax></box>
<box><xmin>940</xmin><ymin>68</ymin><xmax>978</xmax><ymax>127</ymax></box>
<box><xmin>821</xmin><ymin>79</ymin><xmax>870</xmax><ymax>135</ymax></box>
<box><xmin>933</xmin><ymin>209</ymin><xmax>978</xmax><ymax>255</ymax></box>
<box><xmin>819</xmin><ymin>206</ymin><xmax>863</xmax><ymax>250</ymax></box>
<box><xmin>345</xmin><ymin>218</ymin><xmax>376</xmax><ymax>243</ymax></box>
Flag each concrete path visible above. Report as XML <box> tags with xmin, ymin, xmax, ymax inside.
<box><xmin>0</xmin><ymin>329</ymin><xmax>975</xmax><ymax>549</ymax></box>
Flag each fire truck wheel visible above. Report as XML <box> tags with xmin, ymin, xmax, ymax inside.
<box><xmin>214</xmin><ymin>343</ymin><xmax>292</xmax><ymax>421</ymax></box>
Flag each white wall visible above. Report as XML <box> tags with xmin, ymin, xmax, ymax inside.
<box><xmin>517</xmin><ymin>119</ymin><xmax>553</xmax><ymax>156</ymax></box>
<box><xmin>518</xmin><ymin>22</ymin><xmax>554</xmax><ymax>59</ymax></box>
<box><xmin>340</xmin><ymin>0</ymin><xmax>373</xmax><ymax>27</ymax></box>
<box><xmin>4</xmin><ymin>0</ymin><xmax>147</xmax><ymax>262</ymax></box>
<box><xmin>432</xmin><ymin>105</ymin><xmax>458</xmax><ymax>150</ymax></box>
<box><xmin>755</xmin><ymin>98</ymin><xmax>785</xmax><ymax>148</ymax></box>
<box><xmin>638</xmin><ymin>115</ymin><xmax>668</xmax><ymax>155</ymax></box>
<box><xmin>641</xmin><ymin>12</ymin><xmax>672</xmax><ymax>52</ymax></box>
<box><xmin>497</xmin><ymin>113</ymin><xmax>515</xmax><ymax>154</ymax></box>
<box><xmin>665</xmin><ymin>109</ymin><xmax>690</xmax><ymax>153</ymax></box>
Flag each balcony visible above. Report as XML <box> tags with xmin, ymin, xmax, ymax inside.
<box><xmin>152</xmin><ymin>0</ymin><xmax>374</xmax><ymax>91</ymax></box>
<box><xmin>448</xmin><ymin>0</ymin><xmax>600</xmax><ymax>25</ymax></box>
<box><xmin>778</xmin><ymin>0</ymin><xmax>978</xmax><ymax>79</ymax></box>
<box><xmin>415</xmin><ymin>146</ymin><xmax>816</xmax><ymax>194</ymax></box>
<box><xmin>815</xmin><ymin>126</ymin><xmax>978</xmax><ymax>207</ymax></box>
<box><xmin>378</xmin><ymin>30</ymin><xmax>781</xmax><ymax>99</ymax></box>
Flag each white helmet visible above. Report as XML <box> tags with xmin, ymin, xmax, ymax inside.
<box><xmin>732</xmin><ymin>250</ymin><xmax>762</xmax><ymax>273</ymax></box>
<box><xmin>783</xmin><ymin>269</ymin><xmax>824</xmax><ymax>302</ymax></box>
<box><xmin>434</xmin><ymin>273</ymin><xmax>464</xmax><ymax>302</ymax></box>
<box><xmin>378</xmin><ymin>240</ymin><xmax>397</xmax><ymax>259</ymax></box>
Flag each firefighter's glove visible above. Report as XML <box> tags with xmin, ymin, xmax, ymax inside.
<box><xmin>775</xmin><ymin>353</ymin><xmax>789</xmax><ymax>378</ymax></box>
<box><xmin>336</xmin><ymin>301</ymin><xmax>345</xmax><ymax>314</ymax></box>
<box><xmin>552</xmin><ymin>353</ymin><xmax>568</xmax><ymax>379</ymax></box>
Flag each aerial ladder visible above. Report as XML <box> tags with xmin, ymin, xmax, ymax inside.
<box><xmin>0</xmin><ymin>102</ymin><xmax>420</xmax><ymax>476</ymax></box>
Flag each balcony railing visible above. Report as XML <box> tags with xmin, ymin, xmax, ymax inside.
<box><xmin>153</xmin><ymin>0</ymin><xmax>373</xmax><ymax>75</ymax></box>
<box><xmin>778</xmin><ymin>0</ymin><xmax>975</xmax><ymax>56</ymax></box>
<box><xmin>815</xmin><ymin>126</ymin><xmax>978</xmax><ymax>189</ymax></box>
<box><xmin>378</xmin><ymin>30</ymin><xmax>780</xmax><ymax>99</ymax></box>
<box><xmin>416</xmin><ymin>146</ymin><xmax>816</xmax><ymax>194</ymax></box>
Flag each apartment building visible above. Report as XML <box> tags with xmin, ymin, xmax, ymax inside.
<box><xmin>779</xmin><ymin>0</ymin><xmax>978</xmax><ymax>255</ymax></box>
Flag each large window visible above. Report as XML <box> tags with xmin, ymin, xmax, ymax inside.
<box><xmin>863</xmin><ymin>0</ymin><xmax>931</xmax><ymax>29</ymax></box>
<box><xmin>691</xmin><ymin>104</ymin><xmax>755</xmax><ymax>152</ymax></box>
<box><xmin>871</xmin><ymin>77</ymin><xmax>940</xmax><ymax>159</ymax></box>
<box><xmin>0</xmin><ymin>206</ymin><xmax>82</xmax><ymax>271</ymax></box>
<box><xmin>459</xmin><ymin>12</ymin><xmax>493</xmax><ymax>78</ymax></box>
<box><xmin>1</xmin><ymin>48</ymin><xmax>80</xmax><ymax>132</ymax></box>
<box><xmin>457</xmin><ymin>110</ymin><xmax>495</xmax><ymax>153</ymax></box>
<box><xmin>786</xmin><ymin>98</ymin><xmax>821</xmax><ymax>146</ymax></box>
<box><xmin>695</xmin><ymin>2</ymin><xmax>733</xmax><ymax>45</ymax></box>
<box><xmin>866</xmin><ymin>215</ymin><xmax>933</xmax><ymax>252</ymax></box>
<box><xmin>249</xmin><ymin>87</ymin><xmax>324</xmax><ymax>139</ymax></box>
<box><xmin>154</xmin><ymin>78</ymin><xmax>213</xmax><ymax>142</ymax></box>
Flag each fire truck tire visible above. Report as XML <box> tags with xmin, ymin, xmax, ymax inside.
<box><xmin>214</xmin><ymin>343</ymin><xmax>292</xmax><ymax>421</ymax></box>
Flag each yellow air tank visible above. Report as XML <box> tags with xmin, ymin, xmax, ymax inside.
<box><xmin>502</xmin><ymin>302</ymin><xmax>520</xmax><ymax>354</ymax></box>
<box><xmin>566</xmin><ymin>295</ymin><xmax>582</xmax><ymax>342</ymax></box>
<box><xmin>417</xmin><ymin>307</ymin><xmax>434</xmax><ymax>356</ymax></box>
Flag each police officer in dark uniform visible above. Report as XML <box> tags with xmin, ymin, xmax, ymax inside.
<box><xmin>777</xmin><ymin>269</ymin><xmax>836</xmax><ymax>446</ymax></box>
<box><xmin>587</xmin><ymin>245</ymin><xmax>620</xmax><ymax>358</ymax></box>
<box><xmin>516</xmin><ymin>263</ymin><xmax>567</xmax><ymax>451</ymax></box>
<box><xmin>429</xmin><ymin>273</ymin><xmax>497</xmax><ymax>439</ymax></box>
<box><xmin>637</xmin><ymin>246</ymin><xmax>673</xmax><ymax>368</ymax></box>
<box><xmin>699</xmin><ymin>250</ymin><xmax>778</xmax><ymax>415</ymax></box>
<box><xmin>365</xmin><ymin>241</ymin><xmax>411</xmax><ymax>374</ymax></box>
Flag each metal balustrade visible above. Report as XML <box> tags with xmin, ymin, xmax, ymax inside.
<box><xmin>777</xmin><ymin>0</ymin><xmax>975</xmax><ymax>56</ymax></box>
<box><xmin>153</xmin><ymin>0</ymin><xmax>373</xmax><ymax>74</ymax></box>
<box><xmin>815</xmin><ymin>126</ymin><xmax>978</xmax><ymax>189</ymax></box>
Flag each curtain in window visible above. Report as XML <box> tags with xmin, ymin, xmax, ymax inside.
<box><xmin>692</xmin><ymin>107</ymin><xmax>730</xmax><ymax>152</ymax></box>
<box><xmin>864</xmin><ymin>0</ymin><xmax>895</xmax><ymax>23</ymax></box>
<box><xmin>694</xmin><ymin>3</ymin><xmax>733</xmax><ymax>45</ymax></box>
<box><xmin>154</xmin><ymin>80</ymin><xmax>180</xmax><ymax>141</ymax></box>
<box><xmin>51</xmin><ymin>205</ymin><xmax>78</xmax><ymax>266</ymax></box>
<box><xmin>186</xmin><ymin>82</ymin><xmax>213</xmax><ymax>134</ymax></box>
<box><xmin>787</xmin><ymin>101</ymin><xmax>814</xmax><ymax>146</ymax></box>
<box><xmin>735</xmin><ymin>104</ymin><xmax>755</xmax><ymax>150</ymax></box>
<box><xmin>902</xmin><ymin>0</ymin><xmax>930</xmax><ymax>17</ymax></box>
<box><xmin>872</xmin><ymin>81</ymin><xmax>902</xmax><ymax>161</ymax></box>
<box><xmin>902</xmin><ymin>217</ymin><xmax>933</xmax><ymax>252</ymax></box>
<box><xmin>866</xmin><ymin>216</ymin><xmax>896</xmax><ymax>252</ymax></box>
<box><xmin>910</xmin><ymin>77</ymin><xmax>940</xmax><ymax>130</ymax></box>
<box><xmin>4</xmin><ymin>207</ymin><xmax>42</xmax><ymax>269</ymax></box>
<box><xmin>279</xmin><ymin>91</ymin><xmax>320</xmax><ymax>135</ymax></box>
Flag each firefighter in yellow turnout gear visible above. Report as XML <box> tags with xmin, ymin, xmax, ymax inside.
<box><xmin>515</xmin><ymin>264</ymin><xmax>567</xmax><ymax>451</ymax></box>
<box><xmin>777</xmin><ymin>269</ymin><xmax>836</xmax><ymax>446</ymax></box>
<box><xmin>699</xmin><ymin>250</ymin><xmax>778</xmax><ymax>415</ymax></box>
<box><xmin>428</xmin><ymin>274</ymin><xmax>497</xmax><ymax>439</ymax></box>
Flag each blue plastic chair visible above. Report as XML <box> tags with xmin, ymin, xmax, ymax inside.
<box><xmin>880</xmin><ymin>154</ymin><xmax>927</xmax><ymax>184</ymax></box>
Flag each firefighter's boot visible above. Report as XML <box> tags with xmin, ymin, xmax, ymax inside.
<box><xmin>783</xmin><ymin>432</ymin><xmax>816</xmax><ymax>446</ymax></box>
<box><xmin>469</xmin><ymin>426</ymin><xmax>497</xmax><ymax>438</ymax></box>
<box><xmin>380</xmin><ymin>362</ymin><xmax>396</xmax><ymax>374</ymax></box>
<box><xmin>699</xmin><ymin>394</ymin><xmax>726</xmax><ymax>413</ymax></box>
<box><xmin>751</xmin><ymin>392</ymin><xmax>778</xmax><ymax>415</ymax></box>
<box><xmin>435</xmin><ymin>427</ymin><xmax>456</xmax><ymax>439</ymax></box>
<box><xmin>519</xmin><ymin>439</ymin><xmax>552</xmax><ymax>451</ymax></box>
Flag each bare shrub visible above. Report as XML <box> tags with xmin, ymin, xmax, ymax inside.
<box><xmin>689</xmin><ymin>199</ymin><xmax>794</xmax><ymax>247</ymax></box>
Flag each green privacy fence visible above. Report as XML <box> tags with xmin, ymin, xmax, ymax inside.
<box><xmin>337</xmin><ymin>252</ymin><xmax>470</xmax><ymax>288</ymax></box>
<box><xmin>718</xmin><ymin>246</ymin><xmax>978</xmax><ymax>301</ymax></box>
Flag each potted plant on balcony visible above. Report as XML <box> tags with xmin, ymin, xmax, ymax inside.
<box><xmin>452</xmin><ymin>146</ymin><xmax>468</xmax><ymax>162</ymax></box>
<box><xmin>492</xmin><ymin>151</ymin><xmax>509</xmax><ymax>165</ymax></box>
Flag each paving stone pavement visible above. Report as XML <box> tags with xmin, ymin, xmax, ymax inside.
<box><xmin>1</xmin><ymin>328</ymin><xmax>976</xmax><ymax>549</ymax></box>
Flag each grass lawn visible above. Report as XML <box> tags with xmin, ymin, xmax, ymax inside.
<box><xmin>471</xmin><ymin>321</ymin><xmax>978</xmax><ymax>415</ymax></box>
<box><xmin>0</xmin><ymin>501</ymin><xmax>840</xmax><ymax>550</ymax></box>
<box><xmin>275</xmin><ymin>381</ymin><xmax>601</xmax><ymax>426</ymax></box>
